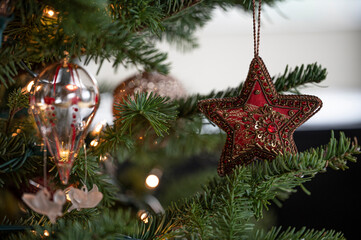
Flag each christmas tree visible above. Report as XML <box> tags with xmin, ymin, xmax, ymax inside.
<box><xmin>0</xmin><ymin>0</ymin><xmax>360</xmax><ymax>239</ymax></box>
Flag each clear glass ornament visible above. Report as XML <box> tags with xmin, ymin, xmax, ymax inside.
<box><xmin>30</xmin><ymin>61</ymin><xmax>99</xmax><ymax>184</ymax></box>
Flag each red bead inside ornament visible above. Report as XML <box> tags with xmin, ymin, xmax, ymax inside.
<box><xmin>267</xmin><ymin>123</ymin><xmax>277</xmax><ymax>134</ymax></box>
<box><xmin>44</xmin><ymin>97</ymin><xmax>55</xmax><ymax>105</ymax></box>
<box><xmin>71</xmin><ymin>97</ymin><xmax>79</xmax><ymax>105</ymax></box>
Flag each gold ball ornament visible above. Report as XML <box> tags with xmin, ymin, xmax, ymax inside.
<box><xmin>113</xmin><ymin>72</ymin><xmax>186</xmax><ymax>117</ymax></box>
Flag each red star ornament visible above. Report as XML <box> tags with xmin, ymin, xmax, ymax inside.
<box><xmin>198</xmin><ymin>57</ymin><xmax>322</xmax><ymax>176</ymax></box>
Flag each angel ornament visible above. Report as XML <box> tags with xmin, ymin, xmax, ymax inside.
<box><xmin>66</xmin><ymin>184</ymin><xmax>103</xmax><ymax>212</ymax></box>
<box><xmin>22</xmin><ymin>189</ymin><xmax>66</xmax><ymax>223</ymax></box>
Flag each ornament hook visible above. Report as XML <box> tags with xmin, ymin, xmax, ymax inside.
<box><xmin>252</xmin><ymin>0</ymin><xmax>262</xmax><ymax>57</ymax></box>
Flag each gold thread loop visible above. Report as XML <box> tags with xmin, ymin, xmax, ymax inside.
<box><xmin>252</xmin><ymin>0</ymin><xmax>262</xmax><ymax>57</ymax></box>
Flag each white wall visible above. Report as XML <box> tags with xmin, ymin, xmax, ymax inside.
<box><xmin>86</xmin><ymin>0</ymin><xmax>361</xmax><ymax>128</ymax></box>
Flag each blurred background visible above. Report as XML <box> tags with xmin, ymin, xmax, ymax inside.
<box><xmin>82</xmin><ymin>0</ymin><xmax>361</xmax><ymax>238</ymax></box>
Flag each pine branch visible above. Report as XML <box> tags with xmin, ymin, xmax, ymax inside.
<box><xmin>3</xmin><ymin>131</ymin><xmax>357</xmax><ymax>239</ymax></box>
<box><xmin>165</xmin><ymin>132</ymin><xmax>359</xmax><ymax>235</ymax></box>
<box><xmin>211</xmin><ymin>172</ymin><xmax>255</xmax><ymax>239</ymax></box>
<box><xmin>94</xmin><ymin>130</ymin><xmax>357</xmax><ymax>238</ymax></box>
<box><xmin>0</xmin><ymin>134</ymin><xmax>31</xmax><ymax>174</ymax></box>
<box><xmin>167</xmin><ymin>168</ymin><xmax>255</xmax><ymax>238</ymax></box>
<box><xmin>1</xmin><ymin>0</ymin><xmax>170</xmax><ymax>87</ymax></box>
<box><xmin>114</xmin><ymin>92</ymin><xmax>178</xmax><ymax>137</ymax></box>
<box><xmin>157</xmin><ymin>0</ymin><xmax>284</xmax><ymax>50</ymax></box>
<box><xmin>176</xmin><ymin>62</ymin><xmax>327</xmax><ymax>118</ymax></box>
<box><xmin>0</xmin><ymin>133</ymin><xmax>42</xmax><ymax>189</ymax></box>
<box><xmin>274</xmin><ymin>62</ymin><xmax>327</xmax><ymax>94</ymax></box>
<box><xmin>252</xmin><ymin>132</ymin><xmax>359</xmax><ymax>181</ymax></box>
<box><xmin>69</xmin><ymin>152</ymin><xmax>118</xmax><ymax>208</ymax></box>
<box><xmin>132</xmin><ymin>214</ymin><xmax>180</xmax><ymax>240</ymax></box>
<box><xmin>91</xmin><ymin>124</ymin><xmax>134</xmax><ymax>157</ymax></box>
<box><xmin>109</xmin><ymin>0</ymin><xmax>165</xmax><ymax>34</ymax></box>
<box><xmin>251</xmin><ymin>226</ymin><xmax>345</xmax><ymax>240</ymax></box>
<box><xmin>48</xmin><ymin>0</ymin><xmax>111</xmax><ymax>38</ymax></box>
<box><xmin>5</xmin><ymin>88</ymin><xmax>29</xmax><ymax>134</ymax></box>
<box><xmin>81</xmin><ymin>22</ymin><xmax>170</xmax><ymax>74</ymax></box>
<box><xmin>5</xmin><ymin>209</ymin><xmax>177</xmax><ymax>240</ymax></box>
<box><xmin>0</xmin><ymin>0</ymin><xmax>289</xmax><ymax>87</ymax></box>
<box><xmin>249</xmin><ymin>131</ymin><xmax>359</xmax><ymax>217</ymax></box>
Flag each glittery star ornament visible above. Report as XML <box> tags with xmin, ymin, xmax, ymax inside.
<box><xmin>198</xmin><ymin>57</ymin><xmax>322</xmax><ymax>176</ymax></box>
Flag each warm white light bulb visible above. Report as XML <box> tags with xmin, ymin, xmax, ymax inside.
<box><xmin>93</xmin><ymin>120</ymin><xmax>106</xmax><ymax>134</ymax></box>
<box><xmin>145</xmin><ymin>174</ymin><xmax>159</xmax><ymax>189</ymax></box>
<box><xmin>90</xmin><ymin>139</ymin><xmax>98</xmax><ymax>147</ymax></box>
<box><xmin>27</xmin><ymin>80</ymin><xmax>34</xmax><ymax>92</ymax></box>
<box><xmin>140</xmin><ymin>212</ymin><xmax>148</xmax><ymax>223</ymax></box>
<box><xmin>65</xmin><ymin>193</ymin><xmax>71</xmax><ymax>201</ymax></box>
<box><xmin>47</xmin><ymin>10</ymin><xmax>54</xmax><ymax>17</ymax></box>
<box><xmin>65</xmin><ymin>84</ymin><xmax>78</xmax><ymax>91</ymax></box>
<box><xmin>60</xmin><ymin>150</ymin><xmax>69</xmax><ymax>157</ymax></box>
<box><xmin>137</xmin><ymin>210</ymin><xmax>149</xmax><ymax>223</ymax></box>
<box><xmin>43</xmin><ymin>230</ymin><xmax>50</xmax><ymax>237</ymax></box>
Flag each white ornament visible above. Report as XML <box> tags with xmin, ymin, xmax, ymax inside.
<box><xmin>22</xmin><ymin>189</ymin><xmax>66</xmax><ymax>223</ymax></box>
<box><xmin>66</xmin><ymin>184</ymin><xmax>103</xmax><ymax>212</ymax></box>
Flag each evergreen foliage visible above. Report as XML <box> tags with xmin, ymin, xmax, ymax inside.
<box><xmin>114</xmin><ymin>92</ymin><xmax>178</xmax><ymax>137</ymax></box>
<box><xmin>252</xmin><ymin>226</ymin><xmax>345</xmax><ymax>240</ymax></box>
<box><xmin>162</xmin><ymin>132</ymin><xmax>359</xmax><ymax>239</ymax></box>
<box><xmin>2</xmin><ymin>132</ymin><xmax>358</xmax><ymax>239</ymax></box>
<box><xmin>1</xmin><ymin>0</ymin><xmax>285</xmax><ymax>87</ymax></box>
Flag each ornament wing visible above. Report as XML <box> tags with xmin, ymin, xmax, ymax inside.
<box><xmin>22</xmin><ymin>189</ymin><xmax>65</xmax><ymax>223</ymax></box>
<box><xmin>72</xmin><ymin>188</ymin><xmax>87</xmax><ymax>203</ymax></box>
<box><xmin>45</xmin><ymin>190</ymin><xmax>65</xmax><ymax>223</ymax></box>
<box><xmin>67</xmin><ymin>184</ymin><xmax>103</xmax><ymax>210</ymax></box>
<box><xmin>22</xmin><ymin>189</ymin><xmax>51</xmax><ymax>215</ymax></box>
<box><xmin>67</xmin><ymin>187</ymin><xmax>84</xmax><ymax>212</ymax></box>
<box><xmin>81</xmin><ymin>184</ymin><xmax>103</xmax><ymax>208</ymax></box>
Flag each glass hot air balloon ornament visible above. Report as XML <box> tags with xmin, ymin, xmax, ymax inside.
<box><xmin>30</xmin><ymin>60</ymin><xmax>99</xmax><ymax>184</ymax></box>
